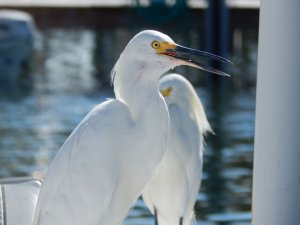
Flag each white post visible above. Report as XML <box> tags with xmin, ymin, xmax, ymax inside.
<box><xmin>252</xmin><ymin>1</ymin><xmax>300</xmax><ymax>225</ymax></box>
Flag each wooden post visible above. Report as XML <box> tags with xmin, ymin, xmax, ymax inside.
<box><xmin>204</xmin><ymin>0</ymin><xmax>229</xmax><ymax>88</ymax></box>
<box><xmin>252</xmin><ymin>1</ymin><xmax>300</xmax><ymax>224</ymax></box>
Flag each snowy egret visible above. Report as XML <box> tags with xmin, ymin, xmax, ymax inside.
<box><xmin>142</xmin><ymin>73</ymin><xmax>213</xmax><ymax>225</ymax></box>
<box><xmin>32</xmin><ymin>30</ymin><xmax>231</xmax><ymax>225</ymax></box>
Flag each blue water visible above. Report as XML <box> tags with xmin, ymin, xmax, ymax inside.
<box><xmin>0</xmin><ymin>28</ymin><xmax>257</xmax><ymax>225</ymax></box>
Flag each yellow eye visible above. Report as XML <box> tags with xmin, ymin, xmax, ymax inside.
<box><xmin>151</xmin><ymin>41</ymin><xmax>160</xmax><ymax>49</ymax></box>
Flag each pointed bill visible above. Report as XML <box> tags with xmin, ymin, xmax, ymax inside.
<box><xmin>157</xmin><ymin>42</ymin><xmax>233</xmax><ymax>76</ymax></box>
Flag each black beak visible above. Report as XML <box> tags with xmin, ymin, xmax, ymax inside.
<box><xmin>165</xmin><ymin>45</ymin><xmax>233</xmax><ymax>77</ymax></box>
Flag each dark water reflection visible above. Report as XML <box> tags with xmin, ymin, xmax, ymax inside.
<box><xmin>0</xmin><ymin>28</ymin><xmax>257</xmax><ymax>225</ymax></box>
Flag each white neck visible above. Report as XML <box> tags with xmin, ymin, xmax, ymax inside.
<box><xmin>112</xmin><ymin>56</ymin><xmax>170</xmax><ymax>160</ymax></box>
<box><xmin>113</xmin><ymin>56</ymin><xmax>170</xmax><ymax>120</ymax></box>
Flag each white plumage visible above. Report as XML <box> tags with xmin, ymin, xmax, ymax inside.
<box><xmin>32</xmin><ymin>30</ymin><xmax>230</xmax><ymax>225</ymax></box>
<box><xmin>142</xmin><ymin>73</ymin><xmax>212</xmax><ymax>225</ymax></box>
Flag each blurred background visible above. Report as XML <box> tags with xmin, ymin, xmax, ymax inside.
<box><xmin>0</xmin><ymin>0</ymin><xmax>259</xmax><ymax>224</ymax></box>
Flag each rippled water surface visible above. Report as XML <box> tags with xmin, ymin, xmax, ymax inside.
<box><xmin>0</xmin><ymin>28</ymin><xmax>257</xmax><ymax>225</ymax></box>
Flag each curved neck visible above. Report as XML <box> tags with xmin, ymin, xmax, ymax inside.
<box><xmin>113</xmin><ymin>57</ymin><xmax>169</xmax><ymax>120</ymax></box>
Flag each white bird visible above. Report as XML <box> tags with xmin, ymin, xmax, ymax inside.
<box><xmin>32</xmin><ymin>30</ymin><xmax>231</xmax><ymax>225</ymax></box>
<box><xmin>142</xmin><ymin>73</ymin><xmax>213</xmax><ymax>225</ymax></box>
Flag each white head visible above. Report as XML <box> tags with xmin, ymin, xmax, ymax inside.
<box><xmin>112</xmin><ymin>30</ymin><xmax>231</xmax><ymax>105</ymax></box>
<box><xmin>159</xmin><ymin>73</ymin><xmax>213</xmax><ymax>135</ymax></box>
<box><xmin>112</xmin><ymin>30</ymin><xmax>232</xmax><ymax>84</ymax></box>
<box><xmin>120</xmin><ymin>30</ymin><xmax>177</xmax><ymax>70</ymax></box>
